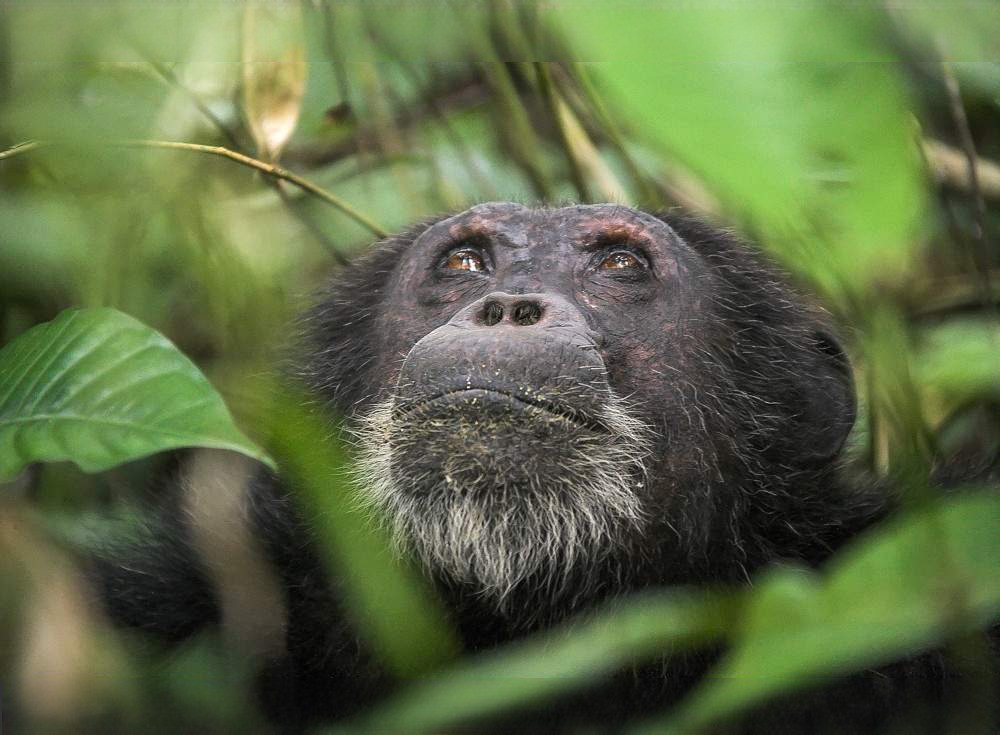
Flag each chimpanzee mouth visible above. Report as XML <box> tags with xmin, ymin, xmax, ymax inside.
<box><xmin>396</xmin><ymin>387</ymin><xmax>608</xmax><ymax>434</ymax></box>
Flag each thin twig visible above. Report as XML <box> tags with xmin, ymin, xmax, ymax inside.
<box><xmin>145</xmin><ymin>60</ymin><xmax>244</xmax><ymax>151</ymax></box>
<box><xmin>128</xmin><ymin>139</ymin><xmax>389</xmax><ymax>237</ymax></box>
<box><xmin>0</xmin><ymin>138</ymin><xmax>388</xmax><ymax>238</ymax></box>
<box><xmin>0</xmin><ymin>141</ymin><xmax>41</xmax><ymax>161</ymax></box>
<box><xmin>536</xmin><ymin>62</ymin><xmax>590</xmax><ymax>202</ymax></box>
<box><xmin>541</xmin><ymin>65</ymin><xmax>627</xmax><ymax>204</ymax></box>
<box><xmin>939</xmin><ymin>62</ymin><xmax>995</xmax><ymax>315</ymax></box>
<box><xmin>141</xmin><ymin>58</ymin><xmax>348</xmax><ymax>263</ymax></box>
<box><xmin>941</xmin><ymin>64</ymin><xmax>990</xmax><ymax>232</ymax></box>
<box><xmin>568</xmin><ymin>64</ymin><xmax>662</xmax><ymax>207</ymax></box>
<box><xmin>922</xmin><ymin>138</ymin><xmax>1000</xmax><ymax>202</ymax></box>
<box><xmin>366</xmin><ymin>23</ymin><xmax>498</xmax><ymax>200</ymax></box>
<box><xmin>271</xmin><ymin>179</ymin><xmax>348</xmax><ymax>265</ymax></box>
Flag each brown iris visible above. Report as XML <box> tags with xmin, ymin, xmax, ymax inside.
<box><xmin>443</xmin><ymin>249</ymin><xmax>486</xmax><ymax>272</ymax></box>
<box><xmin>600</xmin><ymin>251</ymin><xmax>642</xmax><ymax>269</ymax></box>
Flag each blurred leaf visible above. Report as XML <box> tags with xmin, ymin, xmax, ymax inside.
<box><xmin>0</xmin><ymin>508</ymin><xmax>142</xmax><ymax>728</ymax></box>
<box><xmin>916</xmin><ymin>319</ymin><xmax>1000</xmax><ymax>408</ymax></box>
<box><xmin>313</xmin><ymin>1</ymin><xmax>484</xmax><ymax>65</ymax></box>
<box><xmin>647</xmin><ymin>489</ymin><xmax>1000</xmax><ymax>733</ymax></box>
<box><xmin>0</xmin><ymin>308</ymin><xmax>273</xmax><ymax>481</ymax></box>
<box><xmin>348</xmin><ymin>589</ymin><xmax>734</xmax><ymax>733</ymax></box>
<box><xmin>266</xmin><ymin>390</ymin><xmax>461</xmax><ymax>678</ymax></box>
<box><xmin>891</xmin><ymin>3</ymin><xmax>1000</xmax><ymax>62</ymax></box>
<box><xmin>241</xmin><ymin>3</ymin><xmax>306</xmax><ymax>160</ymax></box>
<box><xmin>561</xmin><ymin>3</ymin><xmax>925</xmax><ymax>298</ymax></box>
<box><xmin>0</xmin><ymin>196</ymin><xmax>89</xmax><ymax>300</ymax></box>
<box><xmin>147</xmin><ymin>637</ymin><xmax>260</xmax><ymax>731</ymax></box>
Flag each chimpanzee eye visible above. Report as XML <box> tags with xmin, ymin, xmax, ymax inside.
<box><xmin>599</xmin><ymin>250</ymin><xmax>644</xmax><ymax>270</ymax></box>
<box><xmin>442</xmin><ymin>248</ymin><xmax>486</xmax><ymax>272</ymax></box>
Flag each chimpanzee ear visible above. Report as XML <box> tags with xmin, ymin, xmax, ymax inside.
<box><xmin>792</xmin><ymin>330</ymin><xmax>857</xmax><ymax>465</ymax></box>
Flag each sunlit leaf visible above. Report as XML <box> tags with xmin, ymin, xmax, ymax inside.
<box><xmin>0</xmin><ymin>308</ymin><xmax>273</xmax><ymax>481</ymax></box>
<box><xmin>242</xmin><ymin>3</ymin><xmax>307</xmax><ymax>160</ymax></box>
<box><xmin>266</xmin><ymin>390</ymin><xmax>461</xmax><ymax>678</ymax></box>
<box><xmin>560</xmin><ymin>3</ymin><xmax>926</xmax><ymax>298</ymax></box>
<box><xmin>916</xmin><ymin>319</ymin><xmax>1000</xmax><ymax>407</ymax></box>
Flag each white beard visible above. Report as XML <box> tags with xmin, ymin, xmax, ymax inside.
<box><xmin>350</xmin><ymin>393</ymin><xmax>652</xmax><ymax>604</ymax></box>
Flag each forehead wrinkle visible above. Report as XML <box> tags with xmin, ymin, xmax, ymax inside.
<box><xmin>557</xmin><ymin>213</ymin><xmax>666</xmax><ymax>252</ymax></box>
<box><xmin>418</xmin><ymin>219</ymin><xmax>524</xmax><ymax>250</ymax></box>
<box><xmin>572</xmin><ymin>221</ymin><xmax>657</xmax><ymax>249</ymax></box>
<box><xmin>568</xmin><ymin>203</ymin><xmax>671</xmax><ymax>229</ymax></box>
<box><xmin>420</xmin><ymin>203</ymin><xmax>679</xmax><ymax>253</ymax></box>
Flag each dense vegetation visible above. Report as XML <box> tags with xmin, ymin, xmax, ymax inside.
<box><xmin>0</xmin><ymin>3</ymin><xmax>997</xmax><ymax>733</ymax></box>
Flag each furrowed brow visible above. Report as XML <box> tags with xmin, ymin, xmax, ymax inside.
<box><xmin>575</xmin><ymin>221</ymin><xmax>655</xmax><ymax>251</ymax></box>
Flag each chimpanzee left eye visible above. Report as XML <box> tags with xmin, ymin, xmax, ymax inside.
<box><xmin>442</xmin><ymin>248</ymin><xmax>486</xmax><ymax>272</ymax></box>
<box><xmin>599</xmin><ymin>250</ymin><xmax>644</xmax><ymax>270</ymax></box>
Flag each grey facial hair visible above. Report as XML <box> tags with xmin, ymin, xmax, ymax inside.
<box><xmin>350</xmin><ymin>392</ymin><xmax>654</xmax><ymax>605</ymax></box>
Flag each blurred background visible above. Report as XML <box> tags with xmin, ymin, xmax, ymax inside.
<box><xmin>0</xmin><ymin>2</ymin><xmax>998</xmax><ymax>733</ymax></box>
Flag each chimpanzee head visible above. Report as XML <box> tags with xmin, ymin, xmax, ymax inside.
<box><xmin>303</xmin><ymin>203</ymin><xmax>856</xmax><ymax>602</ymax></box>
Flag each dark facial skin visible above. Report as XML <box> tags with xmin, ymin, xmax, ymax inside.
<box><xmin>372</xmin><ymin>203</ymin><xmax>712</xmax><ymax>449</ymax></box>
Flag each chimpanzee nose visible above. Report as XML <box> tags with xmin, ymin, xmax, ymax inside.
<box><xmin>480</xmin><ymin>295</ymin><xmax>544</xmax><ymax>327</ymax></box>
<box><xmin>432</xmin><ymin>291</ymin><xmax>602</xmax><ymax>352</ymax></box>
<box><xmin>396</xmin><ymin>289</ymin><xmax>609</xmax><ymax>419</ymax></box>
<box><xmin>448</xmin><ymin>292</ymin><xmax>583</xmax><ymax>331</ymax></box>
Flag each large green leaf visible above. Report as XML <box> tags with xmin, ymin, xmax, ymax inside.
<box><xmin>346</xmin><ymin>589</ymin><xmax>734</xmax><ymax>733</ymax></box>
<box><xmin>647</xmin><ymin>490</ymin><xmax>1000</xmax><ymax>733</ymax></box>
<box><xmin>0</xmin><ymin>308</ymin><xmax>272</xmax><ymax>480</ymax></box>
<box><xmin>916</xmin><ymin>319</ymin><xmax>1000</xmax><ymax>408</ymax></box>
<box><xmin>558</xmin><ymin>3</ymin><xmax>925</xmax><ymax>298</ymax></box>
<box><xmin>266</xmin><ymin>391</ymin><xmax>461</xmax><ymax>678</ymax></box>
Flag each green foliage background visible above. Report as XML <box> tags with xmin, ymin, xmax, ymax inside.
<box><xmin>0</xmin><ymin>2</ymin><xmax>998</xmax><ymax>733</ymax></box>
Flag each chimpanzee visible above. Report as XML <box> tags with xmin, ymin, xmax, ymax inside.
<box><xmin>91</xmin><ymin>203</ymin><xmax>986</xmax><ymax>733</ymax></box>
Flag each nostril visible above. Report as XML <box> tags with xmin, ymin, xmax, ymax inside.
<box><xmin>483</xmin><ymin>301</ymin><xmax>504</xmax><ymax>326</ymax></box>
<box><xmin>513</xmin><ymin>302</ymin><xmax>543</xmax><ymax>326</ymax></box>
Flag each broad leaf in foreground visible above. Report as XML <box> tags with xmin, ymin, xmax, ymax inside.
<box><xmin>267</xmin><ymin>391</ymin><xmax>461</xmax><ymax>678</ymax></box>
<box><xmin>560</xmin><ymin>2</ymin><xmax>925</xmax><ymax>299</ymax></box>
<box><xmin>0</xmin><ymin>307</ymin><xmax>272</xmax><ymax>480</ymax></box>
<box><xmin>648</xmin><ymin>490</ymin><xmax>1000</xmax><ymax>733</ymax></box>
<box><xmin>347</xmin><ymin>589</ymin><xmax>734</xmax><ymax>733</ymax></box>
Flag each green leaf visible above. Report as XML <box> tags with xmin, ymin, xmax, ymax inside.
<box><xmin>916</xmin><ymin>319</ymin><xmax>1000</xmax><ymax>407</ymax></box>
<box><xmin>892</xmin><ymin>3</ymin><xmax>1000</xmax><ymax>63</ymax></box>
<box><xmin>266</xmin><ymin>390</ymin><xmax>461</xmax><ymax>678</ymax></box>
<box><xmin>0</xmin><ymin>308</ymin><xmax>273</xmax><ymax>480</ymax></box>
<box><xmin>345</xmin><ymin>589</ymin><xmax>735</xmax><ymax>733</ymax></box>
<box><xmin>559</xmin><ymin>3</ymin><xmax>925</xmax><ymax>298</ymax></box>
<box><xmin>647</xmin><ymin>490</ymin><xmax>1000</xmax><ymax>733</ymax></box>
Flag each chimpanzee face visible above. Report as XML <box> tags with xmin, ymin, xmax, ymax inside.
<box><xmin>302</xmin><ymin>202</ymin><xmax>853</xmax><ymax>602</ymax></box>
<box><xmin>352</xmin><ymin>203</ymin><xmax>719</xmax><ymax>599</ymax></box>
<box><xmin>377</xmin><ymin>202</ymin><xmax>713</xmax><ymax>424</ymax></box>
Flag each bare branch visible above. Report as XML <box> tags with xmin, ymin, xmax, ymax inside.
<box><xmin>0</xmin><ymin>141</ymin><xmax>41</xmax><ymax>161</ymax></box>
<box><xmin>0</xmin><ymin>139</ymin><xmax>388</xmax><ymax>238</ymax></box>
<box><xmin>922</xmin><ymin>138</ymin><xmax>1000</xmax><ymax>202</ymax></box>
